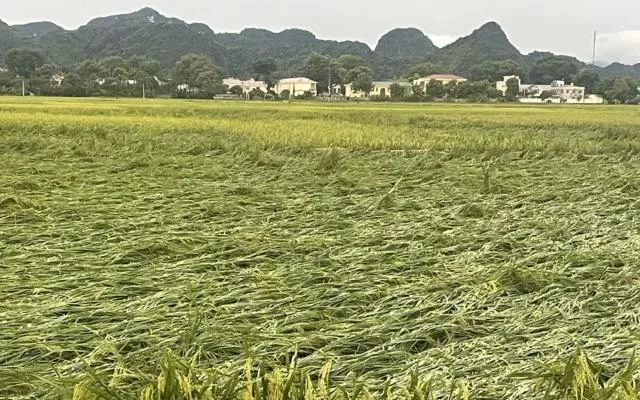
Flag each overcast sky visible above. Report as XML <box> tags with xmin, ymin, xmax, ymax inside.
<box><xmin>2</xmin><ymin>0</ymin><xmax>639</xmax><ymax>65</ymax></box>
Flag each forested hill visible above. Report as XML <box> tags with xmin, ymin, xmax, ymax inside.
<box><xmin>0</xmin><ymin>7</ymin><xmax>638</xmax><ymax>80</ymax></box>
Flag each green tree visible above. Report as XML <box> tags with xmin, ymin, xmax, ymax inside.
<box><xmin>172</xmin><ymin>54</ymin><xmax>224</xmax><ymax>97</ymax></box>
<box><xmin>407</xmin><ymin>62</ymin><xmax>441</xmax><ymax>80</ymax></box>
<box><xmin>540</xmin><ymin>90</ymin><xmax>554</xmax><ymax>101</ymax></box>
<box><xmin>249</xmin><ymin>88</ymin><xmax>265</xmax><ymax>100</ymax></box>
<box><xmin>253</xmin><ymin>57</ymin><xmax>277</xmax><ymax>81</ymax></box>
<box><xmin>35</xmin><ymin>64</ymin><xmax>56</xmax><ymax>80</ymax></box>
<box><xmin>505</xmin><ymin>77</ymin><xmax>520</xmax><ymax>101</ymax></box>
<box><xmin>572</xmin><ymin>68</ymin><xmax>600</xmax><ymax>94</ymax></box>
<box><xmin>469</xmin><ymin>60</ymin><xmax>525</xmax><ymax>82</ymax></box>
<box><xmin>411</xmin><ymin>84</ymin><xmax>425</xmax><ymax>97</ymax></box>
<box><xmin>336</xmin><ymin>55</ymin><xmax>369</xmax><ymax>71</ymax></box>
<box><xmin>529</xmin><ymin>54</ymin><xmax>581</xmax><ymax>84</ymax></box>
<box><xmin>129</xmin><ymin>56</ymin><xmax>160</xmax><ymax>77</ymax></box>
<box><xmin>425</xmin><ymin>79</ymin><xmax>445</xmax><ymax>98</ymax></box>
<box><xmin>389</xmin><ymin>83</ymin><xmax>407</xmax><ymax>98</ymax></box>
<box><xmin>443</xmin><ymin>81</ymin><xmax>458</xmax><ymax>98</ymax></box>
<box><xmin>347</xmin><ymin>66</ymin><xmax>373</xmax><ymax>95</ymax></box>
<box><xmin>59</xmin><ymin>73</ymin><xmax>86</xmax><ymax>97</ymax></box>
<box><xmin>4</xmin><ymin>48</ymin><xmax>44</xmax><ymax>78</ymax></box>
<box><xmin>98</xmin><ymin>56</ymin><xmax>127</xmax><ymax>78</ymax></box>
<box><xmin>76</xmin><ymin>60</ymin><xmax>100</xmax><ymax>80</ymax></box>
<box><xmin>302</xmin><ymin>53</ymin><xmax>332</xmax><ymax>93</ymax></box>
<box><xmin>602</xmin><ymin>76</ymin><xmax>638</xmax><ymax>103</ymax></box>
<box><xmin>229</xmin><ymin>85</ymin><xmax>244</xmax><ymax>96</ymax></box>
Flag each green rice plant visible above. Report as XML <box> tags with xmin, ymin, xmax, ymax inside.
<box><xmin>3</xmin><ymin>98</ymin><xmax>640</xmax><ymax>399</ymax></box>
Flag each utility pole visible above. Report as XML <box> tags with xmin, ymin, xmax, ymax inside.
<box><xmin>592</xmin><ymin>31</ymin><xmax>598</xmax><ymax>66</ymax></box>
<box><xmin>22</xmin><ymin>78</ymin><xmax>25</xmax><ymax>97</ymax></box>
<box><xmin>142</xmin><ymin>82</ymin><xmax>146</xmax><ymax>99</ymax></box>
<box><xmin>328</xmin><ymin>64</ymin><xmax>332</xmax><ymax>103</ymax></box>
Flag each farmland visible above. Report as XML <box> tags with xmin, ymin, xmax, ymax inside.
<box><xmin>2</xmin><ymin>98</ymin><xmax>640</xmax><ymax>399</ymax></box>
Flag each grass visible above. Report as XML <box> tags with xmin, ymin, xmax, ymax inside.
<box><xmin>2</xmin><ymin>97</ymin><xmax>640</xmax><ymax>399</ymax></box>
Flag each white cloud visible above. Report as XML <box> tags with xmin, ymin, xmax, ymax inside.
<box><xmin>597</xmin><ymin>31</ymin><xmax>640</xmax><ymax>65</ymax></box>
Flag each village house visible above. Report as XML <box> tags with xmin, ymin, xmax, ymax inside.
<box><xmin>51</xmin><ymin>73</ymin><xmax>65</xmax><ymax>86</ymax></box>
<box><xmin>413</xmin><ymin>74</ymin><xmax>468</xmax><ymax>88</ymax></box>
<box><xmin>95</xmin><ymin>78</ymin><xmax>138</xmax><ymax>86</ymax></box>
<box><xmin>345</xmin><ymin>81</ymin><xmax>412</xmax><ymax>98</ymax></box>
<box><xmin>496</xmin><ymin>75</ymin><xmax>602</xmax><ymax>103</ymax></box>
<box><xmin>274</xmin><ymin>77</ymin><xmax>317</xmax><ymax>97</ymax></box>
<box><xmin>223</xmin><ymin>78</ymin><xmax>268</xmax><ymax>94</ymax></box>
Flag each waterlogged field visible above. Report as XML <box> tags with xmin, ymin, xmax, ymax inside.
<box><xmin>2</xmin><ymin>98</ymin><xmax>640</xmax><ymax>399</ymax></box>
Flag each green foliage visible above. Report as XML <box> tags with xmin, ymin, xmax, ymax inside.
<box><xmin>406</xmin><ymin>62</ymin><xmax>442</xmax><ymax>80</ymax></box>
<box><xmin>505</xmin><ymin>77</ymin><xmax>520</xmax><ymax>100</ymax></box>
<box><xmin>10</xmin><ymin>21</ymin><xmax>63</xmax><ymax>38</ymax></box>
<box><xmin>374</xmin><ymin>28</ymin><xmax>437</xmax><ymax>58</ymax></box>
<box><xmin>4</xmin><ymin>100</ymin><xmax>640</xmax><ymax>399</ymax></box>
<box><xmin>599</xmin><ymin>76</ymin><xmax>640</xmax><ymax>103</ymax></box>
<box><xmin>434</xmin><ymin>22</ymin><xmax>524</xmax><ymax>76</ymax></box>
<box><xmin>0</xmin><ymin>20</ymin><xmax>19</xmax><ymax>55</ymax></box>
<box><xmin>600</xmin><ymin>63</ymin><xmax>640</xmax><ymax>80</ymax></box>
<box><xmin>3</xmin><ymin>7</ymin><xmax>640</xmax><ymax>88</ymax></box>
<box><xmin>336</xmin><ymin>54</ymin><xmax>369</xmax><ymax>71</ymax></box>
<box><xmin>4</xmin><ymin>47</ymin><xmax>44</xmax><ymax>78</ymax></box>
<box><xmin>469</xmin><ymin>59</ymin><xmax>525</xmax><ymax>82</ymax></box>
<box><xmin>347</xmin><ymin>66</ymin><xmax>374</xmax><ymax>94</ymax></box>
<box><xmin>389</xmin><ymin>83</ymin><xmax>408</xmax><ymax>98</ymax></box>
<box><xmin>528</xmin><ymin>53</ymin><xmax>582</xmax><ymax>83</ymax></box>
<box><xmin>303</xmin><ymin>53</ymin><xmax>374</xmax><ymax>94</ymax></box>
<box><xmin>540</xmin><ymin>90</ymin><xmax>554</xmax><ymax>101</ymax></box>
<box><xmin>253</xmin><ymin>57</ymin><xmax>277</xmax><ymax>82</ymax></box>
<box><xmin>229</xmin><ymin>85</ymin><xmax>244</xmax><ymax>96</ymax></box>
<box><xmin>249</xmin><ymin>88</ymin><xmax>265</xmax><ymax>99</ymax></box>
<box><xmin>573</xmin><ymin>68</ymin><xmax>600</xmax><ymax>94</ymax></box>
<box><xmin>302</xmin><ymin>53</ymin><xmax>334</xmax><ymax>93</ymax></box>
<box><xmin>279</xmin><ymin>88</ymin><xmax>290</xmax><ymax>99</ymax></box>
<box><xmin>172</xmin><ymin>53</ymin><xmax>225</xmax><ymax>97</ymax></box>
<box><xmin>449</xmin><ymin>80</ymin><xmax>502</xmax><ymax>101</ymax></box>
<box><xmin>425</xmin><ymin>79</ymin><xmax>445</xmax><ymax>98</ymax></box>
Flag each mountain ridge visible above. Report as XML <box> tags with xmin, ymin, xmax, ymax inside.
<box><xmin>0</xmin><ymin>7</ymin><xmax>638</xmax><ymax>79</ymax></box>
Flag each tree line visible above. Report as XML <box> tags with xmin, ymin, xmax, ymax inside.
<box><xmin>1</xmin><ymin>47</ymin><xmax>639</xmax><ymax>103</ymax></box>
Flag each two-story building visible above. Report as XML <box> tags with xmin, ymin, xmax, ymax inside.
<box><xmin>223</xmin><ymin>78</ymin><xmax>268</xmax><ymax>94</ymax></box>
<box><xmin>496</xmin><ymin>76</ymin><xmax>590</xmax><ymax>102</ymax></box>
<box><xmin>274</xmin><ymin>77</ymin><xmax>318</xmax><ymax>97</ymax></box>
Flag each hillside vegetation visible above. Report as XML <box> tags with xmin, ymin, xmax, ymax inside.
<box><xmin>1</xmin><ymin>7</ymin><xmax>638</xmax><ymax>80</ymax></box>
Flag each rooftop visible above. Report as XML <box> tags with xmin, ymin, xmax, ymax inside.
<box><xmin>223</xmin><ymin>78</ymin><xmax>266</xmax><ymax>86</ymax></box>
<box><xmin>278</xmin><ymin>77</ymin><xmax>317</xmax><ymax>84</ymax></box>
<box><xmin>423</xmin><ymin>74</ymin><xmax>467</xmax><ymax>80</ymax></box>
<box><xmin>372</xmin><ymin>81</ymin><xmax>413</xmax><ymax>86</ymax></box>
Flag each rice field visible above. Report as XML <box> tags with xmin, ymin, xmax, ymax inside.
<box><xmin>2</xmin><ymin>98</ymin><xmax>640</xmax><ymax>399</ymax></box>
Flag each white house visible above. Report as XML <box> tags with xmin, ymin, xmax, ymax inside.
<box><xmin>223</xmin><ymin>78</ymin><xmax>268</xmax><ymax>94</ymax></box>
<box><xmin>496</xmin><ymin>75</ymin><xmax>521</xmax><ymax>96</ymax></box>
<box><xmin>345</xmin><ymin>81</ymin><xmax>412</xmax><ymax>98</ymax></box>
<box><xmin>51</xmin><ymin>73</ymin><xmax>65</xmax><ymax>86</ymax></box>
<box><xmin>176</xmin><ymin>83</ymin><xmax>198</xmax><ymax>93</ymax></box>
<box><xmin>274</xmin><ymin>77</ymin><xmax>317</xmax><ymax>97</ymax></box>
<box><xmin>413</xmin><ymin>74</ymin><xmax>468</xmax><ymax>89</ymax></box>
<box><xmin>95</xmin><ymin>78</ymin><xmax>137</xmax><ymax>86</ymax></box>
<box><xmin>497</xmin><ymin>76</ymin><xmax>591</xmax><ymax>102</ymax></box>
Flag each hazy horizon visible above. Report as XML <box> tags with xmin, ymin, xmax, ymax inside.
<box><xmin>2</xmin><ymin>0</ymin><xmax>639</xmax><ymax>65</ymax></box>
